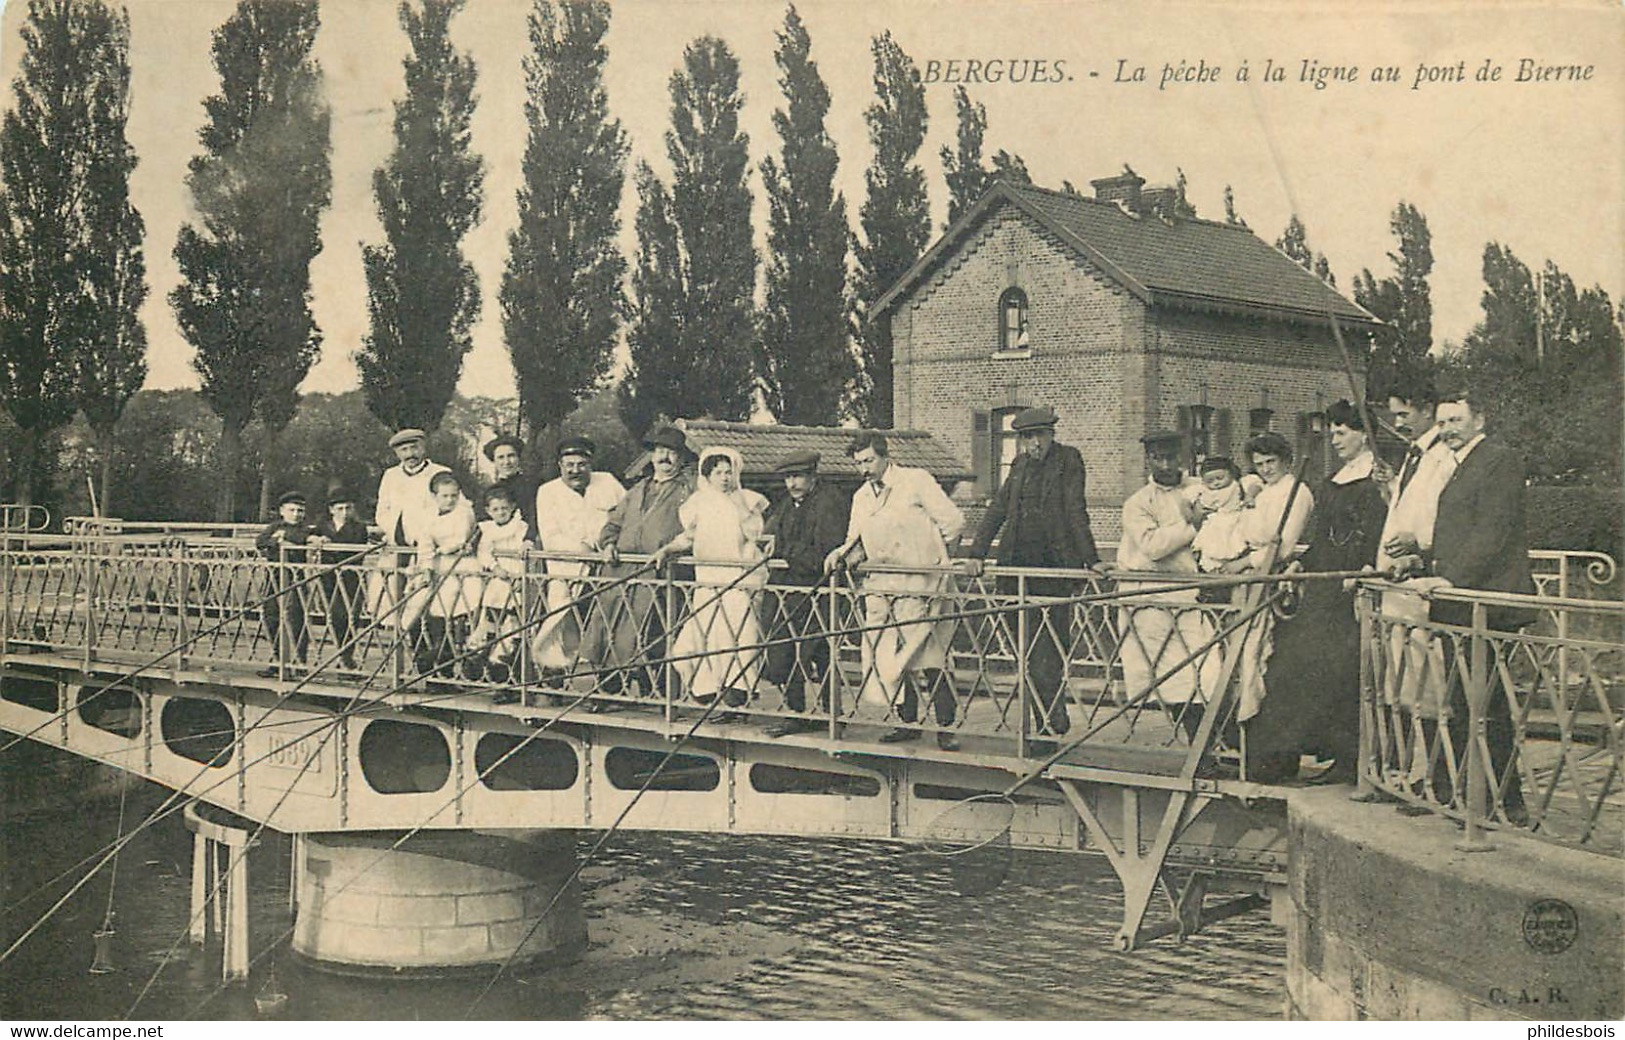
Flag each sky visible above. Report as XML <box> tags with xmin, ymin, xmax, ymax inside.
<box><xmin>1</xmin><ymin>0</ymin><xmax>1621</xmax><ymax>403</ymax></box>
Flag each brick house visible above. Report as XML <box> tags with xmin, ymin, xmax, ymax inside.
<box><xmin>875</xmin><ymin>175</ymin><xmax>1380</xmax><ymax>540</ymax></box>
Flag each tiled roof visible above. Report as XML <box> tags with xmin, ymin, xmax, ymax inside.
<box><xmin>622</xmin><ymin>421</ymin><xmax>973</xmax><ymax>486</ymax></box>
<box><xmin>874</xmin><ymin>180</ymin><xmax>1377</xmax><ymax>328</ymax></box>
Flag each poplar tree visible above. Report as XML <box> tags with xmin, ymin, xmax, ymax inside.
<box><xmin>1353</xmin><ymin>201</ymin><xmax>1434</xmax><ymax>401</ymax></box>
<box><xmin>501</xmin><ymin>0</ymin><xmax>627</xmax><ymax>442</ymax></box>
<box><xmin>758</xmin><ymin>4</ymin><xmax>851</xmax><ymax>424</ymax></box>
<box><xmin>170</xmin><ymin>0</ymin><xmax>331</xmax><ymax>520</ymax></box>
<box><xmin>621</xmin><ymin>162</ymin><xmax>686</xmax><ymax>434</ymax></box>
<box><xmin>940</xmin><ymin>85</ymin><xmax>1030</xmax><ymax>228</ymax></box>
<box><xmin>852</xmin><ymin>31</ymin><xmax>930</xmax><ymax>428</ymax></box>
<box><xmin>622</xmin><ymin>36</ymin><xmax>756</xmax><ymax>432</ymax></box>
<box><xmin>1277</xmin><ymin>213</ymin><xmax>1335</xmax><ymax>287</ymax></box>
<box><xmin>0</xmin><ymin>0</ymin><xmax>145</xmax><ymax>510</ymax></box>
<box><xmin>358</xmin><ymin>0</ymin><xmax>484</xmax><ymax>433</ymax></box>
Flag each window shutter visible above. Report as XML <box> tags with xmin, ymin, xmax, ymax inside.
<box><xmin>1215</xmin><ymin>408</ymin><xmax>1233</xmax><ymax>461</ymax></box>
<box><xmin>972</xmin><ymin>410</ymin><xmax>991</xmax><ymax>496</ymax></box>
<box><xmin>1176</xmin><ymin>405</ymin><xmax>1192</xmax><ymax>470</ymax></box>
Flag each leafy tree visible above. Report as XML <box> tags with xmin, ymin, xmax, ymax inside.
<box><xmin>758</xmin><ymin>4</ymin><xmax>851</xmax><ymax>425</ymax></box>
<box><xmin>939</xmin><ymin>85</ymin><xmax>1031</xmax><ymax>228</ymax></box>
<box><xmin>620</xmin><ymin>162</ymin><xmax>686</xmax><ymax>435</ymax></box>
<box><xmin>1444</xmin><ymin>243</ymin><xmax>1623</xmax><ymax>486</ymax></box>
<box><xmin>170</xmin><ymin>0</ymin><xmax>332</xmax><ymax>520</ymax></box>
<box><xmin>0</xmin><ymin>0</ymin><xmax>144</xmax><ymax>510</ymax></box>
<box><xmin>939</xmin><ymin>86</ymin><xmax>986</xmax><ymax>227</ymax></box>
<box><xmin>70</xmin><ymin>2</ymin><xmax>146</xmax><ymax>517</ymax></box>
<box><xmin>991</xmin><ymin>149</ymin><xmax>1031</xmax><ymax>185</ymax></box>
<box><xmin>357</xmin><ymin>0</ymin><xmax>484</xmax><ymax>434</ymax></box>
<box><xmin>501</xmin><ymin>0</ymin><xmax>627</xmax><ymax>445</ymax></box>
<box><xmin>1222</xmin><ymin>184</ymin><xmax>1247</xmax><ymax>227</ymax></box>
<box><xmin>1277</xmin><ymin>213</ymin><xmax>1335</xmax><ymax>286</ymax></box>
<box><xmin>1352</xmin><ymin>201</ymin><xmax>1434</xmax><ymax>402</ymax></box>
<box><xmin>852</xmin><ymin>30</ymin><xmax>930</xmax><ymax>427</ymax></box>
<box><xmin>622</xmin><ymin>36</ymin><xmax>756</xmax><ymax>431</ymax></box>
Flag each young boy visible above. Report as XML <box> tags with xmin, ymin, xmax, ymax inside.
<box><xmin>467</xmin><ymin>484</ymin><xmax>534</xmax><ymax>693</ymax></box>
<box><xmin>254</xmin><ymin>491</ymin><xmax>314</xmax><ymax>677</ymax></box>
<box><xmin>308</xmin><ymin>487</ymin><xmax>372</xmax><ymax>670</ymax></box>
<box><xmin>400</xmin><ymin>471</ymin><xmax>478</xmax><ymax>678</ymax></box>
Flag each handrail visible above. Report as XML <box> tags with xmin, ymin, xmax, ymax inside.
<box><xmin>1355</xmin><ymin>579</ymin><xmax>1622</xmax><ymax>854</ymax></box>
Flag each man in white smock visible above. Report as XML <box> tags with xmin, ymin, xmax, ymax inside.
<box><xmin>1116</xmin><ymin>431</ymin><xmax>1223</xmax><ymax>741</ymax></box>
<box><xmin>531</xmin><ymin>437</ymin><xmax>625</xmax><ymax>674</ymax></box>
<box><xmin>825</xmin><ymin>432</ymin><xmax>964</xmax><ymax>751</ymax></box>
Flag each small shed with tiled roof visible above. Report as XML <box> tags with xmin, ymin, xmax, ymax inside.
<box><xmin>622</xmin><ymin>420</ymin><xmax>972</xmax><ymax>493</ymax></box>
<box><xmin>876</xmin><ymin>173</ymin><xmax>1381</xmax><ymax>540</ymax></box>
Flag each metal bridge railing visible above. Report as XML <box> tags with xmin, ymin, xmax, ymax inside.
<box><xmin>9</xmin><ymin>528</ymin><xmax>1616</xmax><ymax>793</ymax></box>
<box><xmin>0</xmin><ymin>531</ymin><xmax>1256</xmax><ymax>761</ymax></box>
<box><xmin>1357</xmin><ymin>562</ymin><xmax>1624</xmax><ymax>854</ymax></box>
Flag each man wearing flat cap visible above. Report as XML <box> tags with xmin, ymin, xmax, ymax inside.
<box><xmin>761</xmin><ymin>450</ymin><xmax>849</xmax><ymax>737</ymax></box>
<box><xmin>254</xmin><ymin>491</ymin><xmax>314</xmax><ymax>676</ymax></box>
<box><xmin>375</xmin><ymin>428</ymin><xmax>451</xmax><ymax>548</ymax></box>
<box><xmin>578</xmin><ymin>425</ymin><xmax>697</xmax><ymax>697</ymax></box>
<box><xmin>531</xmin><ymin>436</ymin><xmax>626</xmax><ymax>675</ymax></box>
<box><xmin>1117</xmin><ymin>430</ymin><xmax>1222</xmax><ymax>745</ymax></box>
<box><xmin>967</xmin><ymin>405</ymin><xmax>1101</xmax><ymax>750</ymax></box>
<box><xmin>483</xmin><ymin>433</ymin><xmax>539</xmax><ymax>536</ymax></box>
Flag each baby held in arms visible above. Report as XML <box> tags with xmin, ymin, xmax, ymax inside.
<box><xmin>1189</xmin><ymin>456</ymin><xmax>1262</xmax><ymax>574</ymax></box>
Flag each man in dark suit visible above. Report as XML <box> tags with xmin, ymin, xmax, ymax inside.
<box><xmin>760</xmin><ymin>450</ymin><xmax>850</xmax><ymax>737</ymax></box>
<box><xmin>1426</xmin><ymin>387</ymin><xmax>1534</xmax><ymax>822</ymax></box>
<box><xmin>967</xmin><ymin>406</ymin><xmax>1101</xmax><ymax>749</ymax></box>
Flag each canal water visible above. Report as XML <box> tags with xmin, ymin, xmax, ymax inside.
<box><xmin>1</xmin><ymin>765</ymin><xmax>1285</xmax><ymax>1020</ymax></box>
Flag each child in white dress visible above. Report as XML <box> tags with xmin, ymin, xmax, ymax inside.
<box><xmin>467</xmin><ymin>485</ymin><xmax>534</xmax><ymax>692</ymax></box>
<box><xmin>1189</xmin><ymin>456</ymin><xmax>1262</xmax><ymax>575</ymax></box>
<box><xmin>400</xmin><ymin>472</ymin><xmax>478</xmax><ymax>678</ymax></box>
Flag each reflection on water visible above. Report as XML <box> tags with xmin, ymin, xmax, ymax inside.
<box><xmin>1</xmin><ymin>777</ymin><xmax>1283</xmax><ymax>1020</ymax></box>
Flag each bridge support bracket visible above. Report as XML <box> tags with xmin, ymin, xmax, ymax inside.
<box><xmin>1057</xmin><ymin>779</ymin><xmax>1221</xmax><ymax>952</ymax></box>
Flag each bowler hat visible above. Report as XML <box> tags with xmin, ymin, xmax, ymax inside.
<box><xmin>1140</xmin><ymin>429</ymin><xmax>1183</xmax><ymax>449</ymax></box>
<box><xmin>277</xmin><ymin>491</ymin><xmax>307</xmax><ymax>508</ymax></box>
<box><xmin>557</xmin><ymin>436</ymin><xmax>596</xmax><ymax>460</ymax></box>
<box><xmin>482</xmin><ymin>433</ymin><xmax>524</xmax><ymax>462</ymax></box>
<box><xmin>774</xmin><ymin>449</ymin><xmax>820</xmax><ymax>475</ymax></box>
<box><xmin>388</xmin><ymin>428</ymin><xmax>426</xmax><ymax>449</ymax></box>
<box><xmin>1010</xmin><ymin>405</ymin><xmax>1058</xmax><ymax>432</ymax></box>
<box><xmin>642</xmin><ymin>425</ymin><xmax>689</xmax><ymax>454</ymax></box>
<box><xmin>324</xmin><ymin>484</ymin><xmax>355</xmax><ymax>506</ymax></box>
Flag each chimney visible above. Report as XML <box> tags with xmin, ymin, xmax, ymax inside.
<box><xmin>1091</xmin><ymin>171</ymin><xmax>1145</xmax><ymax>208</ymax></box>
<box><xmin>1139</xmin><ymin>186</ymin><xmax>1177</xmax><ymax>219</ymax></box>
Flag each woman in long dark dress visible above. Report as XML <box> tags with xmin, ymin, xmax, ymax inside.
<box><xmin>1248</xmin><ymin>400</ymin><xmax>1388</xmax><ymax>783</ymax></box>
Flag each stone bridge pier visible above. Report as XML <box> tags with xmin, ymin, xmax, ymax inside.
<box><xmin>291</xmin><ymin>829</ymin><xmax>586</xmax><ymax>975</ymax></box>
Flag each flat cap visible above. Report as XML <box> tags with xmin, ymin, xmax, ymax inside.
<box><xmin>774</xmin><ymin>449</ymin><xmax>820</xmax><ymax>475</ymax></box>
<box><xmin>277</xmin><ymin>491</ymin><xmax>307</xmax><ymax>507</ymax></box>
<box><xmin>388</xmin><ymin>428</ymin><xmax>426</xmax><ymax>449</ymax></box>
<box><xmin>557</xmin><ymin>436</ymin><xmax>596</xmax><ymax>460</ymax></box>
<box><xmin>482</xmin><ymin>433</ymin><xmax>524</xmax><ymax>461</ymax></box>
<box><xmin>642</xmin><ymin>425</ymin><xmax>689</xmax><ymax>454</ymax></box>
<box><xmin>1140</xmin><ymin>429</ymin><xmax>1184</xmax><ymax>449</ymax></box>
<box><xmin>1011</xmin><ymin>405</ymin><xmax>1058</xmax><ymax>432</ymax></box>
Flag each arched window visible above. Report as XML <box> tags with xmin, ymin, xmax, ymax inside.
<box><xmin>998</xmin><ymin>287</ymin><xmax>1030</xmax><ymax>353</ymax></box>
